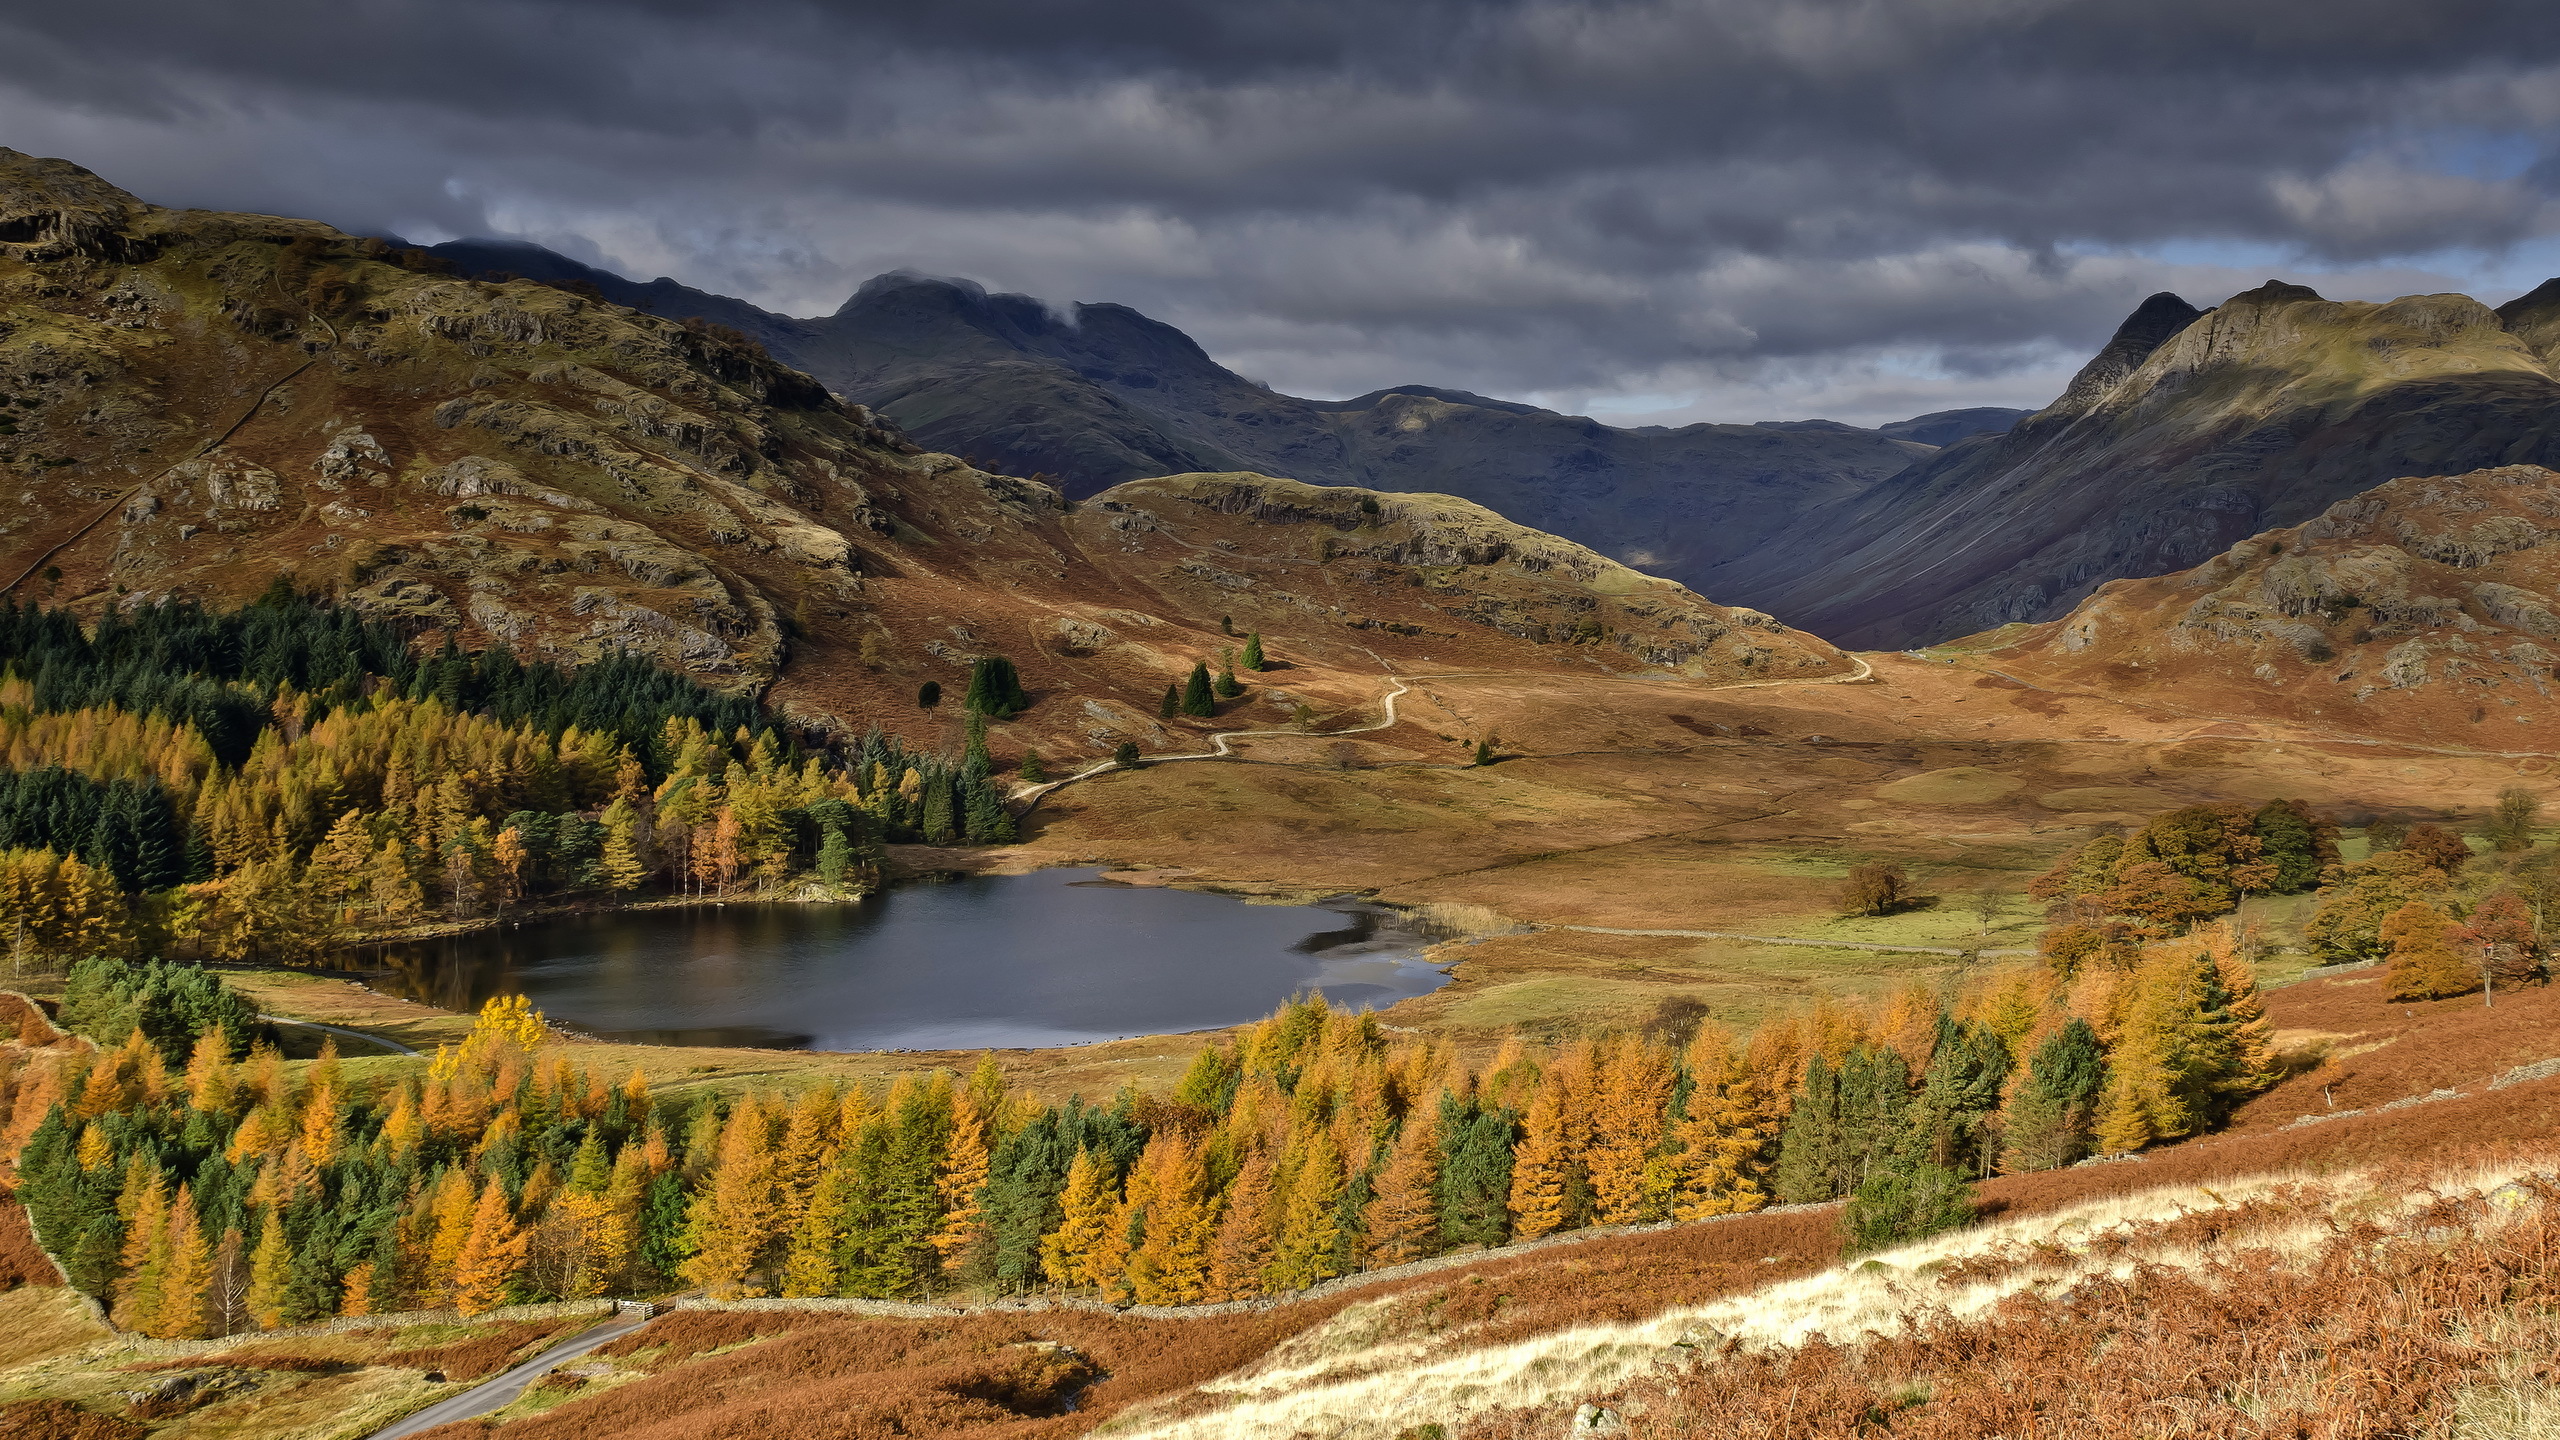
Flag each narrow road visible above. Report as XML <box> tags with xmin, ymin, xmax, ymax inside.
<box><xmin>257</xmin><ymin>1015</ymin><xmax>422</xmax><ymax>1058</ymax></box>
<box><xmin>367</xmin><ymin>1310</ymin><xmax>653</xmax><ymax>1440</ymax></box>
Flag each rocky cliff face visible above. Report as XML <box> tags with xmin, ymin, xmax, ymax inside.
<box><xmin>1714</xmin><ymin>282</ymin><xmax>2560</xmax><ymax>648</ymax></box>
<box><xmin>419</xmin><ymin>245</ymin><xmax>1966</xmax><ymax>608</ymax></box>
<box><xmin>1978</xmin><ymin>463</ymin><xmax>2560</xmax><ymax>745</ymax></box>
<box><xmin>0</xmin><ymin>150</ymin><xmax>1844</xmax><ymax>759</ymax></box>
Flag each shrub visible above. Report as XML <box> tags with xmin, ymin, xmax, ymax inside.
<box><xmin>1840</xmin><ymin>1160</ymin><xmax>1974</xmax><ymax>1255</ymax></box>
<box><xmin>1837</xmin><ymin>862</ymin><xmax>1916</xmax><ymax>917</ymax></box>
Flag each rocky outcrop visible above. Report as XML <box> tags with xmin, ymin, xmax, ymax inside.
<box><xmin>1716</xmin><ymin>282</ymin><xmax>2560</xmax><ymax>648</ymax></box>
<box><xmin>1088</xmin><ymin>474</ymin><xmax>1848</xmax><ymax>681</ymax></box>
<box><xmin>1991</xmin><ymin>464</ymin><xmax>2560</xmax><ymax>735</ymax></box>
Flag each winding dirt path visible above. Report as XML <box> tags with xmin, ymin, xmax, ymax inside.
<box><xmin>1013</xmin><ymin>651</ymin><xmax>1876</xmax><ymax>807</ymax></box>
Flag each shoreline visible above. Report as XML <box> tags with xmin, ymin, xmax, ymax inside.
<box><xmin>253</xmin><ymin>852</ymin><xmax>1475</xmax><ymax>1065</ymax></box>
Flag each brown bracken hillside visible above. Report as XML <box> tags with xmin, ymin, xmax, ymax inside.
<box><xmin>0</xmin><ymin>148</ymin><xmax>1843</xmax><ymax>767</ymax></box>
<box><xmin>1975</xmin><ymin>463</ymin><xmax>2560</xmax><ymax>748</ymax></box>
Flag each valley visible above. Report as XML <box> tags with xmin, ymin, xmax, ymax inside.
<box><xmin>1</xmin><ymin>142</ymin><xmax>2558</xmax><ymax>1440</ymax></box>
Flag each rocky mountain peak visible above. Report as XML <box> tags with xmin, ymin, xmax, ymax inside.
<box><xmin>2049</xmin><ymin>290</ymin><xmax>2207</xmax><ymax>416</ymax></box>
<box><xmin>0</xmin><ymin>148</ymin><xmax>148</xmax><ymax>261</ymax></box>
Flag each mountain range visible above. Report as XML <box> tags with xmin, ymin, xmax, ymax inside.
<box><xmin>0</xmin><ymin>148</ymin><xmax>1846</xmax><ymax>766</ymax></box>
<box><xmin>427</xmin><ymin>240</ymin><xmax>2560</xmax><ymax>650</ymax></box>
<box><xmin>421</xmin><ymin>240</ymin><xmax>2014</xmax><ymax>626</ymax></box>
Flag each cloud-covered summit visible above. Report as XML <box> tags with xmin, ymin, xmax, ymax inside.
<box><xmin>6</xmin><ymin>0</ymin><xmax>2559</xmax><ymax>422</ymax></box>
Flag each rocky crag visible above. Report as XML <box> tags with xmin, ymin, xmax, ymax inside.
<box><xmin>1717</xmin><ymin>282</ymin><xmax>2560</xmax><ymax>648</ymax></box>
<box><xmin>1974</xmin><ymin>462</ymin><xmax>2560</xmax><ymax>746</ymax></box>
<box><xmin>0</xmin><ymin>150</ymin><xmax>1846</xmax><ymax>762</ymax></box>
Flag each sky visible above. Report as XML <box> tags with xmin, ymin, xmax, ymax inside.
<box><xmin>6</xmin><ymin>0</ymin><xmax>2560</xmax><ymax>427</ymax></box>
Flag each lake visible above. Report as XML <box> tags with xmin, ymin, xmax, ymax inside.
<box><xmin>367</xmin><ymin>867</ymin><xmax>1453</xmax><ymax>1051</ymax></box>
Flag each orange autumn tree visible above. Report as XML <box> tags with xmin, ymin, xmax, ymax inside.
<box><xmin>451</xmin><ymin>1180</ymin><xmax>530</xmax><ymax>1317</ymax></box>
<box><xmin>2384</xmin><ymin>901</ymin><xmax>2474</xmax><ymax>1000</ymax></box>
<box><xmin>1361</xmin><ymin>1105</ymin><xmax>1441</xmax><ymax>1267</ymax></box>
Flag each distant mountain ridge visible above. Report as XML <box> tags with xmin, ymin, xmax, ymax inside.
<box><xmin>1711</xmin><ymin>280</ymin><xmax>2560</xmax><ymax>647</ymax></box>
<box><xmin>420</xmin><ymin>239</ymin><xmax>2021</xmax><ymax>614</ymax></box>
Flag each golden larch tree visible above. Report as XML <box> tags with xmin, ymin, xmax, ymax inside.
<box><xmin>1669</xmin><ymin>1026</ymin><xmax>1765</xmax><ymax>1220</ymax></box>
<box><xmin>1127</xmin><ymin>1134</ymin><xmax>1215</xmax><ymax>1304</ymax></box>
<box><xmin>153</xmin><ymin>1183</ymin><xmax>213</xmax><ymax>1340</ymax></box>
<box><xmin>450</xmin><ymin>1181</ymin><xmax>530</xmax><ymax>1318</ymax></box>
<box><xmin>1266</xmin><ymin>1128</ymin><xmax>1345</xmax><ymax>1293</ymax></box>
<box><xmin>1586</xmin><ymin>1033</ymin><xmax>1675</xmax><ymax>1224</ymax></box>
<box><xmin>930</xmin><ymin>1095</ymin><xmax>993</xmax><ymax>1269</ymax></box>
<box><xmin>245</xmin><ymin>1211</ymin><xmax>291</xmax><ymax>1330</ymax></box>
<box><xmin>1207</xmin><ymin>1146</ymin><xmax>1277</xmax><ymax>1301</ymax></box>
<box><xmin>1507</xmin><ymin>1084</ymin><xmax>1570</xmax><ymax>1241</ymax></box>
<box><xmin>115</xmin><ymin>1167</ymin><xmax>170</xmax><ymax>1333</ymax></box>
<box><xmin>1040</xmin><ymin>1147</ymin><xmax>1119</xmax><ymax>1290</ymax></box>
<box><xmin>1360</xmin><ymin>1106</ymin><xmax>1441</xmax><ymax>1268</ymax></box>
<box><xmin>682</xmin><ymin>1100</ymin><xmax>780</xmax><ymax>1298</ymax></box>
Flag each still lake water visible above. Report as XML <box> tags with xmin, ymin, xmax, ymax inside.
<box><xmin>368</xmin><ymin>868</ymin><xmax>1451</xmax><ymax>1051</ymax></box>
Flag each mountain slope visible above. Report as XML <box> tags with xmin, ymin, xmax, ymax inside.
<box><xmin>1969</xmin><ymin>462</ymin><xmax>2560</xmax><ymax>745</ymax></box>
<box><xmin>419</xmin><ymin>244</ymin><xmax>1967</xmax><ymax>602</ymax></box>
<box><xmin>0</xmin><ymin>150</ymin><xmax>1844</xmax><ymax>764</ymax></box>
<box><xmin>1716</xmin><ymin>282</ymin><xmax>2560</xmax><ymax>648</ymax></box>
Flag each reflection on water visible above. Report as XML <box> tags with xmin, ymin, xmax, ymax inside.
<box><xmin>368</xmin><ymin>868</ymin><xmax>1451</xmax><ymax>1051</ymax></box>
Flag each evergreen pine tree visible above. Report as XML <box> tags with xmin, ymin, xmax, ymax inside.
<box><xmin>1181</xmin><ymin>663</ymin><xmax>1216</xmax><ymax>718</ymax></box>
<box><xmin>1158</xmin><ymin>683</ymin><xmax>1180</xmax><ymax>721</ymax></box>
<box><xmin>962</xmin><ymin>656</ymin><xmax>1030</xmax><ymax>718</ymax></box>
<box><xmin>1214</xmin><ymin>667</ymin><xmax>1243</xmax><ymax>699</ymax></box>
<box><xmin>1997</xmin><ymin>1019</ymin><xmax>2107</xmax><ymax>1174</ymax></box>
<box><xmin>963</xmin><ymin>712</ymin><xmax>992</xmax><ymax>775</ymax></box>
<box><xmin>1841</xmin><ymin>1158</ymin><xmax>1974</xmax><ymax>1255</ymax></box>
<box><xmin>1434</xmin><ymin>1095</ymin><xmax>1514</xmax><ymax>1250</ymax></box>
<box><xmin>1771</xmin><ymin>1056</ymin><xmax>1848</xmax><ymax>1203</ymax></box>
<box><xmin>920</xmin><ymin>773</ymin><xmax>959</xmax><ymax>846</ymax></box>
<box><xmin>1241</xmin><ymin>633</ymin><xmax>1265</xmax><ymax>671</ymax></box>
<box><xmin>1113</xmin><ymin>742</ymin><xmax>1141</xmax><ymax>766</ymax></box>
<box><xmin>1018</xmin><ymin>751</ymin><xmax>1048</xmax><ymax>784</ymax></box>
<box><xmin>815</xmin><ymin>825</ymin><xmax>854</xmax><ymax>885</ymax></box>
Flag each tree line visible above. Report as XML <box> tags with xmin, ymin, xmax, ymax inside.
<box><xmin>2033</xmin><ymin>792</ymin><xmax>2551</xmax><ymax>1002</ymax></box>
<box><xmin>0</xmin><ymin>592</ymin><xmax>1033</xmax><ymax>964</ymax></box>
<box><xmin>9</xmin><ymin>927</ymin><xmax>2278</xmax><ymax>1332</ymax></box>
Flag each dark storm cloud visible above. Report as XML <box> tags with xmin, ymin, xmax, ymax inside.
<box><xmin>5</xmin><ymin>0</ymin><xmax>2558</xmax><ymax>420</ymax></box>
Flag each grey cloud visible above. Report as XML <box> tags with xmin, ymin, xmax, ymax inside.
<box><xmin>5</xmin><ymin>0</ymin><xmax>2560</xmax><ymax>419</ymax></box>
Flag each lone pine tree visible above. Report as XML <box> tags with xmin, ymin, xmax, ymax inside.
<box><xmin>1181</xmin><ymin>663</ymin><xmax>1216</xmax><ymax>717</ymax></box>
<box><xmin>963</xmin><ymin>655</ymin><xmax>1031</xmax><ymax>718</ymax></box>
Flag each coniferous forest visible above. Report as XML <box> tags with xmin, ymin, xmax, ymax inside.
<box><xmin>0</xmin><ymin>586</ymin><xmax>1025</xmax><ymax>966</ymax></box>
